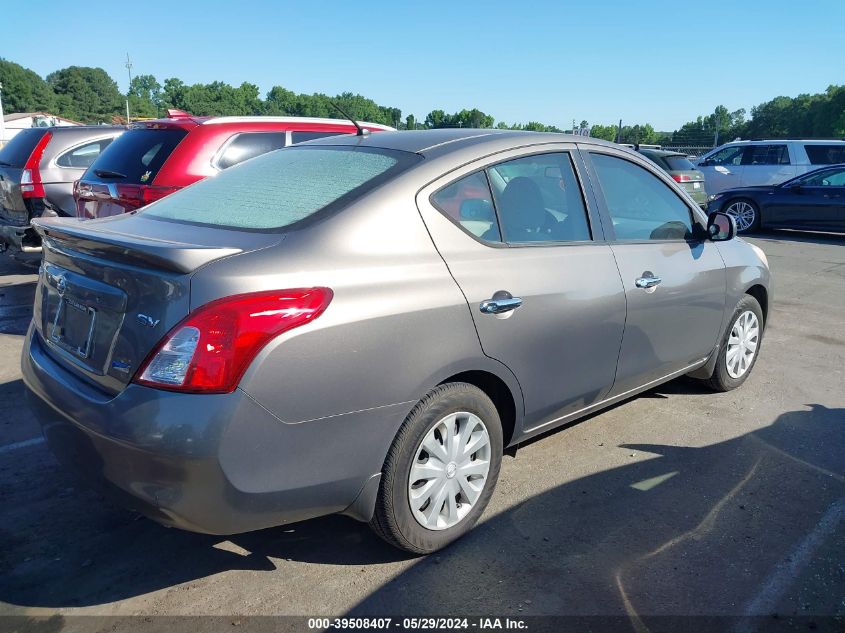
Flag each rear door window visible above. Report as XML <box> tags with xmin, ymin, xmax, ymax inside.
<box><xmin>144</xmin><ymin>146</ymin><xmax>419</xmax><ymax>230</ymax></box>
<box><xmin>56</xmin><ymin>138</ymin><xmax>115</xmax><ymax>169</ymax></box>
<box><xmin>742</xmin><ymin>144</ymin><xmax>790</xmax><ymax>165</ymax></box>
<box><xmin>87</xmin><ymin>128</ymin><xmax>187</xmax><ymax>183</ymax></box>
<box><xmin>804</xmin><ymin>144</ymin><xmax>845</xmax><ymax>165</ymax></box>
<box><xmin>0</xmin><ymin>129</ymin><xmax>49</xmax><ymax>167</ymax></box>
<box><xmin>431</xmin><ymin>171</ymin><xmax>501</xmax><ymax>242</ymax></box>
<box><xmin>213</xmin><ymin>132</ymin><xmax>287</xmax><ymax>169</ymax></box>
<box><xmin>291</xmin><ymin>131</ymin><xmax>352</xmax><ymax>144</ymax></box>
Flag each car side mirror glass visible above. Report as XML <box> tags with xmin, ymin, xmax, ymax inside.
<box><xmin>790</xmin><ymin>183</ymin><xmax>803</xmax><ymax>192</ymax></box>
<box><xmin>707</xmin><ymin>211</ymin><xmax>735</xmax><ymax>241</ymax></box>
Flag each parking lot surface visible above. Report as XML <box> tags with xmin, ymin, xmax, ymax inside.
<box><xmin>0</xmin><ymin>233</ymin><xmax>843</xmax><ymax>630</ymax></box>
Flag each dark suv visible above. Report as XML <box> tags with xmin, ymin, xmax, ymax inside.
<box><xmin>75</xmin><ymin>111</ymin><xmax>392</xmax><ymax>219</ymax></box>
<box><xmin>0</xmin><ymin>126</ymin><xmax>124</xmax><ymax>255</ymax></box>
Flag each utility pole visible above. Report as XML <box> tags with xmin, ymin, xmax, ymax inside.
<box><xmin>0</xmin><ymin>82</ymin><xmax>6</xmax><ymax>145</ymax></box>
<box><xmin>617</xmin><ymin>119</ymin><xmax>622</xmax><ymax>143</ymax></box>
<box><xmin>124</xmin><ymin>53</ymin><xmax>133</xmax><ymax>124</ymax></box>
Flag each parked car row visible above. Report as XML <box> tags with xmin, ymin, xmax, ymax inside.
<box><xmin>0</xmin><ymin>111</ymin><xmax>392</xmax><ymax>256</ymax></box>
<box><xmin>23</xmin><ymin>129</ymin><xmax>770</xmax><ymax>553</ymax></box>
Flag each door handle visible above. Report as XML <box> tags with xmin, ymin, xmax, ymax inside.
<box><xmin>479</xmin><ymin>296</ymin><xmax>523</xmax><ymax>314</ymax></box>
<box><xmin>635</xmin><ymin>275</ymin><xmax>662</xmax><ymax>289</ymax></box>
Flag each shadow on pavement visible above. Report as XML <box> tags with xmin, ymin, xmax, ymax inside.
<box><xmin>749</xmin><ymin>228</ymin><xmax>845</xmax><ymax>246</ymax></box>
<box><xmin>1</xmin><ymin>400</ymin><xmax>842</xmax><ymax>619</ymax></box>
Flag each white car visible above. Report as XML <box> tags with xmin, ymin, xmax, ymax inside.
<box><xmin>696</xmin><ymin>139</ymin><xmax>845</xmax><ymax>195</ymax></box>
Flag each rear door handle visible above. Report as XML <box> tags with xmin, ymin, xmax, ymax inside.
<box><xmin>479</xmin><ymin>296</ymin><xmax>523</xmax><ymax>314</ymax></box>
<box><xmin>635</xmin><ymin>275</ymin><xmax>662</xmax><ymax>289</ymax></box>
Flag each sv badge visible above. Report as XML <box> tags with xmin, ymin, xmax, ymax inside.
<box><xmin>137</xmin><ymin>314</ymin><xmax>161</xmax><ymax>328</ymax></box>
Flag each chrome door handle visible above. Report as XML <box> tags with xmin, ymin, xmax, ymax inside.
<box><xmin>635</xmin><ymin>275</ymin><xmax>662</xmax><ymax>289</ymax></box>
<box><xmin>479</xmin><ymin>297</ymin><xmax>523</xmax><ymax>314</ymax></box>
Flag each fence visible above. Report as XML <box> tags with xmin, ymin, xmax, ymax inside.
<box><xmin>662</xmin><ymin>145</ymin><xmax>713</xmax><ymax>158</ymax></box>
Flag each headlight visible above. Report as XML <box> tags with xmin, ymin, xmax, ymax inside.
<box><xmin>707</xmin><ymin>193</ymin><xmax>724</xmax><ymax>202</ymax></box>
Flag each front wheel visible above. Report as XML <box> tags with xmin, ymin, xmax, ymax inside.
<box><xmin>724</xmin><ymin>199</ymin><xmax>760</xmax><ymax>233</ymax></box>
<box><xmin>705</xmin><ymin>295</ymin><xmax>764</xmax><ymax>392</ymax></box>
<box><xmin>370</xmin><ymin>382</ymin><xmax>503</xmax><ymax>554</ymax></box>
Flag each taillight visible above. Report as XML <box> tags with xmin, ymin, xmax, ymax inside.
<box><xmin>134</xmin><ymin>288</ymin><xmax>333</xmax><ymax>394</ymax></box>
<box><xmin>115</xmin><ymin>184</ymin><xmax>180</xmax><ymax>209</ymax></box>
<box><xmin>671</xmin><ymin>174</ymin><xmax>692</xmax><ymax>183</ymax></box>
<box><xmin>21</xmin><ymin>131</ymin><xmax>52</xmax><ymax>199</ymax></box>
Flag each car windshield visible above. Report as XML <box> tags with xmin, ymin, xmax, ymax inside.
<box><xmin>143</xmin><ymin>146</ymin><xmax>420</xmax><ymax>230</ymax></box>
<box><xmin>664</xmin><ymin>155</ymin><xmax>696</xmax><ymax>171</ymax></box>
<box><xmin>87</xmin><ymin>127</ymin><xmax>187</xmax><ymax>183</ymax></box>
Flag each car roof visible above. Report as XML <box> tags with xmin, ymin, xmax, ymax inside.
<box><xmin>302</xmin><ymin>128</ymin><xmax>622</xmax><ymax>158</ymax></box>
<box><xmin>130</xmin><ymin>115</ymin><xmax>394</xmax><ymax>132</ymax></box>
<box><xmin>639</xmin><ymin>148</ymin><xmax>687</xmax><ymax>158</ymax></box>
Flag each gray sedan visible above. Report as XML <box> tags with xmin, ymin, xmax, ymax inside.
<box><xmin>22</xmin><ymin>130</ymin><xmax>770</xmax><ymax>553</ymax></box>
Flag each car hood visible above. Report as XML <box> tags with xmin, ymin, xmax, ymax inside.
<box><xmin>716</xmin><ymin>185</ymin><xmax>778</xmax><ymax>196</ymax></box>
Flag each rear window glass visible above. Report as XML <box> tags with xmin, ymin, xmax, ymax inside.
<box><xmin>805</xmin><ymin>144</ymin><xmax>845</xmax><ymax>165</ymax></box>
<box><xmin>87</xmin><ymin>128</ymin><xmax>187</xmax><ymax>183</ymax></box>
<box><xmin>143</xmin><ymin>146</ymin><xmax>419</xmax><ymax>230</ymax></box>
<box><xmin>0</xmin><ymin>129</ymin><xmax>49</xmax><ymax>168</ymax></box>
<box><xmin>664</xmin><ymin>155</ymin><xmax>696</xmax><ymax>171</ymax></box>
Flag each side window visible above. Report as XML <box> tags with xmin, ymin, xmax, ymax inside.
<box><xmin>431</xmin><ymin>171</ymin><xmax>501</xmax><ymax>242</ymax></box>
<box><xmin>487</xmin><ymin>153</ymin><xmax>591</xmax><ymax>243</ymax></box>
<box><xmin>805</xmin><ymin>144</ymin><xmax>845</xmax><ymax>165</ymax></box>
<box><xmin>800</xmin><ymin>168</ymin><xmax>845</xmax><ymax>187</ymax></box>
<box><xmin>56</xmin><ymin>138</ymin><xmax>113</xmax><ymax>168</ymax></box>
<box><xmin>742</xmin><ymin>144</ymin><xmax>790</xmax><ymax>165</ymax></box>
<box><xmin>591</xmin><ymin>153</ymin><xmax>694</xmax><ymax>241</ymax></box>
<box><xmin>291</xmin><ymin>131</ymin><xmax>350</xmax><ymax>144</ymax></box>
<box><xmin>704</xmin><ymin>145</ymin><xmax>744</xmax><ymax>166</ymax></box>
<box><xmin>214</xmin><ymin>132</ymin><xmax>287</xmax><ymax>170</ymax></box>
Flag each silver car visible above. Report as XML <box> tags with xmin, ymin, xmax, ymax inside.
<box><xmin>22</xmin><ymin>130</ymin><xmax>771</xmax><ymax>553</ymax></box>
<box><xmin>0</xmin><ymin>125</ymin><xmax>124</xmax><ymax>256</ymax></box>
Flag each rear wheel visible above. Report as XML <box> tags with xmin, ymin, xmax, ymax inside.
<box><xmin>370</xmin><ymin>382</ymin><xmax>502</xmax><ymax>554</ymax></box>
<box><xmin>705</xmin><ymin>295</ymin><xmax>764</xmax><ymax>392</ymax></box>
<box><xmin>724</xmin><ymin>199</ymin><xmax>760</xmax><ymax>233</ymax></box>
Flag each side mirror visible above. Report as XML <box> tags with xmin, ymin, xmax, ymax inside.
<box><xmin>790</xmin><ymin>183</ymin><xmax>803</xmax><ymax>193</ymax></box>
<box><xmin>707</xmin><ymin>211</ymin><xmax>736</xmax><ymax>241</ymax></box>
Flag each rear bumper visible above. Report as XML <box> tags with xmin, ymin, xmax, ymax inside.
<box><xmin>0</xmin><ymin>219</ymin><xmax>41</xmax><ymax>254</ymax></box>
<box><xmin>21</xmin><ymin>325</ymin><xmax>394</xmax><ymax>534</ymax></box>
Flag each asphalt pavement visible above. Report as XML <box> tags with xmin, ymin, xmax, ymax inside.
<box><xmin>0</xmin><ymin>232</ymin><xmax>843</xmax><ymax>632</ymax></box>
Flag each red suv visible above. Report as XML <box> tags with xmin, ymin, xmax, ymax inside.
<box><xmin>74</xmin><ymin>111</ymin><xmax>392</xmax><ymax>219</ymax></box>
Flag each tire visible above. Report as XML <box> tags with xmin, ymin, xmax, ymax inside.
<box><xmin>370</xmin><ymin>382</ymin><xmax>503</xmax><ymax>554</ymax></box>
<box><xmin>723</xmin><ymin>198</ymin><xmax>760</xmax><ymax>233</ymax></box>
<box><xmin>706</xmin><ymin>295</ymin><xmax>764</xmax><ymax>392</ymax></box>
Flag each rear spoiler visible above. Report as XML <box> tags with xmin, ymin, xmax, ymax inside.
<box><xmin>32</xmin><ymin>217</ymin><xmax>242</xmax><ymax>273</ymax></box>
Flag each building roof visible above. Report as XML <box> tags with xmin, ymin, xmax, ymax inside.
<box><xmin>3</xmin><ymin>112</ymin><xmax>84</xmax><ymax>125</ymax></box>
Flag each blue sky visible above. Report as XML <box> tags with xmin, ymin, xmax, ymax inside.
<box><xmin>2</xmin><ymin>0</ymin><xmax>842</xmax><ymax>130</ymax></box>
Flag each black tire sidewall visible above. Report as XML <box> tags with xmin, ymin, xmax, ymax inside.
<box><xmin>384</xmin><ymin>383</ymin><xmax>502</xmax><ymax>553</ymax></box>
<box><xmin>712</xmin><ymin>296</ymin><xmax>764</xmax><ymax>390</ymax></box>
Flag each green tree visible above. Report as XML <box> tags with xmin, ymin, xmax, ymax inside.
<box><xmin>0</xmin><ymin>58</ymin><xmax>56</xmax><ymax>114</ymax></box>
<box><xmin>128</xmin><ymin>74</ymin><xmax>162</xmax><ymax>118</ymax></box>
<box><xmin>46</xmin><ymin>66</ymin><xmax>123</xmax><ymax>123</ymax></box>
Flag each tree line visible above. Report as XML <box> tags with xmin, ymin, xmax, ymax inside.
<box><xmin>1</xmin><ymin>58</ymin><xmax>843</xmax><ymax>146</ymax></box>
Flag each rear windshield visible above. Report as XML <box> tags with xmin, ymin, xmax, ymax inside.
<box><xmin>86</xmin><ymin>127</ymin><xmax>187</xmax><ymax>183</ymax></box>
<box><xmin>805</xmin><ymin>144</ymin><xmax>845</xmax><ymax>165</ymax></box>
<box><xmin>664</xmin><ymin>155</ymin><xmax>696</xmax><ymax>171</ymax></box>
<box><xmin>0</xmin><ymin>128</ymin><xmax>49</xmax><ymax>168</ymax></box>
<box><xmin>143</xmin><ymin>146</ymin><xmax>420</xmax><ymax>230</ymax></box>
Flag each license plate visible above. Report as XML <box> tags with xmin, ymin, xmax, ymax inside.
<box><xmin>693</xmin><ymin>182</ymin><xmax>701</xmax><ymax>189</ymax></box>
<box><xmin>50</xmin><ymin>298</ymin><xmax>97</xmax><ymax>359</ymax></box>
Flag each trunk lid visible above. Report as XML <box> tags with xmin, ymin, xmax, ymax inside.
<box><xmin>31</xmin><ymin>213</ymin><xmax>282</xmax><ymax>394</ymax></box>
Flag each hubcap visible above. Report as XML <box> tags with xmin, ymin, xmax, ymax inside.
<box><xmin>408</xmin><ymin>411</ymin><xmax>491</xmax><ymax>530</ymax></box>
<box><xmin>726</xmin><ymin>310</ymin><xmax>759</xmax><ymax>379</ymax></box>
<box><xmin>726</xmin><ymin>201</ymin><xmax>756</xmax><ymax>232</ymax></box>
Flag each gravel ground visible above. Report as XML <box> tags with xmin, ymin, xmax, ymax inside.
<box><xmin>0</xmin><ymin>231</ymin><xmax>842</xmax><ymax>632</ymax></box>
